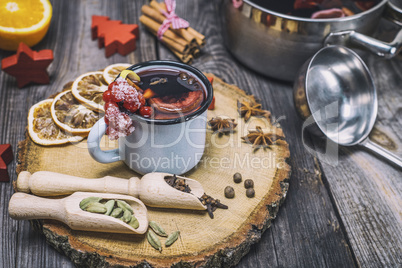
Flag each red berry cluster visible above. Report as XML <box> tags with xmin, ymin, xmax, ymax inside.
<box><xmin>102</xmin><ymin>77</ymin><xmax>153</xmax><ymax>139</ymax></box>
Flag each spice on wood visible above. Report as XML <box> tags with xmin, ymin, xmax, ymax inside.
<box><xmin>233</xmin><ymin>172</ymin><xmax>242</xmax><ymax>183</ymax></box>
<box><xmin>237</xmin><ymin>99</ymin><xmax>271</xmax><ymax>122</ymax></box>
<box><xmin>208</xmin><ymin>117</ymin><xmax>237</xmax><ymax>135</ymax></box>
<box><xmin>199</xmin><ymin>193</ymin><xmax>228</xmax><ymax>219</ymax></box>
<box><xmin>164</xmin><ymin>175</ymin><xmax>192</xmax><ymax>193</ymax></box>
<box><xmin>241</xmin><ymin>126</ymin><xmax>285</xmax><ymax>150</ymax></box>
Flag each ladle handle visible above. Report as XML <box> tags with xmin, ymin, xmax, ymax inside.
<box><xmin>8</xmin><ymin>192</ymin><xmax>64</xmax><ymax>221</ymax></box>
<box><xmin>16</xmin><ymin>171</ymin><xmax>141</xmax><ymax>197</ymax></box>
<box><xmin>360</xmin><ymin>138</ymin><xmax>402</xmax><ymax>169</ymax></box>
<box><xmin>324</xmin><ymin>29</ymin><xmax>402</xmax><ymax>59</ymax></box>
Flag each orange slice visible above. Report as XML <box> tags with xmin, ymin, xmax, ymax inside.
<box><xmin>28</xmin><ymin>99</ymin><xmax>84</xmax><ymax>146</ymax></box>
<box><xmin>103</xmin><ymin>63</ymin><xmax>132</xmax><ymax>84</ymax></box>
<box><xmin>51</xmin><ymin>90</ymin><xmax>101</xmax><ymax>136</ymax></box>
<box><xmin>0</xmin><ymin>0</ymin><xmax>52</xmax><ymax>51</ymax></box>
<box><xmin>71</xmin><ymin>71</ymin><xmax>109</xmax><ymax>113</ymax></box>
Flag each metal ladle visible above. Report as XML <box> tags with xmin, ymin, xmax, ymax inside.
<box><xmin>294</xmin><ymin>45</ymin><xmax>402</xmax><ymax>168</ymax></box>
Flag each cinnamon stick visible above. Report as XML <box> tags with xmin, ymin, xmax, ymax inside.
<box><xmin>150</xmin><ymin>1</ymin><xmax>205</xmax><ymax>47</ymax></box>
<box><xmin>141</xmin><ymin>5</ymin><xmax>196</xmax><ymax>45</ymax></box>
<box><xmin>139</xmin><ymin>15</ymin><xmax>189</xmax><ymax>51</ymax></box>
<box><xmin>148</xmin><ymin>28</ymin><xmax>190</xmax><ymax>56</ymax></box>
<box><xmin>145</xmin><ymin>26</ymin><xmax>190</xmax><ymax>55</ymax></box>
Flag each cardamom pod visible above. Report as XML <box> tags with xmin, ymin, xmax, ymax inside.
<box><xmin>116</xmin><ymin>200</ymin><xmax>133</xmax><ymax>214</ymax></box>
<box><xmin>149</xmin><ymin>221</ymin><xmax>168</xmax><ymax>237</ymax></box>
<box><xmin>79</xmin><ymin>197</ymin><xmax>102</xmax><ymax>210</ymax></box>
<box><xmin>165</xmin><ymin>230</ymin><xmax>180</xmax><ymax>247</ymax></box>
<box><xmin>85</xmin><ymin>202</ymin><xmax>107</xmax><ymax>214</ymax></box>
<box><xmin>121</xmin><ymin>209</ymin><xmax>132</xmax><ymax>223</ymax></box>
<box><xmin>104</xmin><ymin>200</ymin><xmax>115</xmax><ymax>216</ymax></box>
<box><xmin>147</xmin><ymin>229</ymin><xmax>162</xmax><ymax>252</ymax></box>
<box><xmin>110</xmin><ymin>207</ymin><xmax>123</xmax><ymax>218</ymax></box>
<box><xmin>128</xmin><ymin>216</ymin><xmax>139</xmax><ymax>229</ymax></box>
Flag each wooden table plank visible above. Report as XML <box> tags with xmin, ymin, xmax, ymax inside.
<box><xmin>1</xmin><ymin>0</ymin><xmax>400</xmax><ymax>267</ymax></box>
<box><xmin>313</xmin><ymin>21</ymin><xmax>402</xmax><ymax>267</ymax></box>
<box><xmin>156</xmin><ymin>1</ymin><xmax>356</xmax><ymax>267</ymax></box>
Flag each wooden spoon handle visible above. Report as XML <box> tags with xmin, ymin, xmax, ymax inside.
<box><xmin>8</xmin><ymin>192</ymin><xmax>64</xmax><ymax>221</ymax></box>
<box><xmin>16</xmin><ymin>171</ymin><xmax>141</xmax><ymax>197</ymax></box>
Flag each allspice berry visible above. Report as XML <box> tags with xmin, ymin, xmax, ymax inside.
<box><xmin>224</xmin><ymin>186</ymin><xmax>235</xmax><ymax>198</ymax></box>
<box><xmin>233</xmin><ymin>172</ymin><xmax>242</xmax><ymax>183</ymax></box>
<box><xmin>244</xmin><ymin>179</ymin><xmax>254</xmax><ymax>189</ymax></box>
<box><xmin>246</xmin><ymin>188</ymin><xmax>255</xmax><ymax>198</ymax></box>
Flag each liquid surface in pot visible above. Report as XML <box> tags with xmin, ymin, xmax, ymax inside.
<box><xmin>250</xmin><ymin>0</ymin><xmax>381</xmax><ymax>18</ymax></box>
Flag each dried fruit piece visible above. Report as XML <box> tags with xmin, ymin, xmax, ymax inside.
<box><xmin>71</xmin><ymin>71</ymin><xmax>109</xmax><ymax>112</ymax></box>
<box><xmin>148</xmin><ymin>90</ymin><xmax>204</xmax><ymax>114</ymax></box>
<box><xmin>165</xmin><ymin>231</ymin><xmax>180</xmax><ymax>247</ymax></box>
<box><xmin>51</xmin><ymin>90</ymin><xmax>101</xmax><ymax>136</ymax></box>
<box><xmin>103</xmin><ymin>63</ymin><xmax>131</xmax><ymax>84</ymax></box>
<box><xmin>28</xmin><ymin>99</ymin><xmax>84</xmax><ymax>146</ymax></box>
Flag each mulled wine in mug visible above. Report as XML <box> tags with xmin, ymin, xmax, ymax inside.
<box><xmin>88</xmin><ymin>60</ymin><xmax>213</xmax><ymax>175</ymax></box>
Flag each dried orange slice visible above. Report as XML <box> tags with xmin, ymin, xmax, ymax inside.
<box><xmin>71</xmin><ymin>71</ymin><xmax>109</xmax><ymax>113</ymax></box>
<box><xmin>0</xmin><ymin>0</ymin><xmax>52</xmax><ymax>51</ymax></box>
<box><xmin>28</xmin><ymin>99</ymin><xmax>84</xmax><ymax>146</ymax></box>
<box><xmin>103</xmin><ymin>63</ymin><xmax>132</xmax><ymax>84</ymax></box>
<box><xmin>51</xmin><ymin>90</ymin><xmax>101</xmax><ymax>136</ymax></box>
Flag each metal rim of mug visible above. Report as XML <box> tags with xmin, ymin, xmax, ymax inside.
<box><xmin>117</xmin><ymin>60</ymin><xmax>213</xmax><ymax>125</ymax></box>
<box><xmin>243</xmin><ymin>0</ymin><xmax>387</xmax><ymax>23</ymax></box>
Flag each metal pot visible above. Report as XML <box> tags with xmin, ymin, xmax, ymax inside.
<box><xmin>221</xmin><ymin>0</ymin><xmax>401</xmax><ymax>81</ymax></box>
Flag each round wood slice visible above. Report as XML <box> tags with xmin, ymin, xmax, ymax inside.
<box><xmin>16</xmin><ymin>74</ymin><xmax>291</xmax><ymax>267</ymax></box>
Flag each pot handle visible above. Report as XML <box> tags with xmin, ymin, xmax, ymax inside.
<box><xmin>324</xmin><ymin>29</ymin><xmax>402</xmax><ymax>59</ymax></box>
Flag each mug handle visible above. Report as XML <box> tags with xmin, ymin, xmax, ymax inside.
<box><xmin>87</xmin><ymin>117</ymin><xmax>121</xmax><ymax>163</ymax></box>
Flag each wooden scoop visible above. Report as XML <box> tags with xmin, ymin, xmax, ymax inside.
<box><xmin>16</xmin><ymin>171</ymin><xmax>206</xmax><ymax>210</ymax></box>
<box><xmin>8</xmin><ymin>192</ymin><xmax>148</xmax><ymax>234</ymax></box>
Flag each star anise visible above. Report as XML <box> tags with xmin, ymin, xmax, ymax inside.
<box><xmin>208</xmin><ymin>117</ymin><xmax>237</xmax><ymax>135</ymax></box>
<box><xmin>241</xmin><ymin>126</ymin><xmax>285</xmax><ymax>150</ymax></box>
<box><xmin>237</xmin><ymin>99</ymin><xmax>271</xmax><ymax>122</ymax></box>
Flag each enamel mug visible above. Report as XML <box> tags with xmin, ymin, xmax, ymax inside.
<box><xmin>87</xmin><ymin>60</ymin><xmax>213</xmax><ymax>175</ymax></box>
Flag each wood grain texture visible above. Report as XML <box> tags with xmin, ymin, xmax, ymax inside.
<box><xmin>312</xmin><ymin>21</ymin><xmax>402</xmax><ymax>268</ymax></box>
<box><xmin>16</xmin><ymin>75</ymin><xmax>291</xmax><ymax>267</ymax></box>
<box><xmin>1</xmin><ymin>0</ymin><xmax>400</xmax><ymax>267</ymax></box>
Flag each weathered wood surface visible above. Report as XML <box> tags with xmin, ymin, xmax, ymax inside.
<box><xmin>15</xmin><ymin>76</ymin><xmax>291</xmax><ymax>267</ymax></box>
<box><xmin>0</xmin><ymin>0</ymin><xmax>400</xmax><ymax>267</ymax></box>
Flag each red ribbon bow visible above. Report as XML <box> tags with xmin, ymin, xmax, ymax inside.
<box><xmin>157</xmin><ymin>0</ymin><xmax>190</xmax><ymax>40</ymax></box>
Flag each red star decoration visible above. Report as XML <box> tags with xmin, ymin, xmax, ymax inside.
<box><xmin>91</xmin><ymin>15</ymin><xmax>139</xmax><ymax>58</ymax></box>
<box><xmin>0</xmin><ymin>144</ymin><xmax>13</xmax><ymax>182</ymax></box>
<box><xmin>1</xmin><ymin>43</ymin><xmax>54</xmax><ymax>88</ymax></box>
